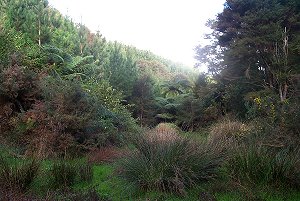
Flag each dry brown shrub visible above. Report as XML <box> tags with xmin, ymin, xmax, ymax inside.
<box><xmin>0</xmin><ymin>65</ymin><xmax>40</xmax><ymax>110</ymax></box>
<box><xmin>0</xmin><ymin>101</ymin><xmax>14</xmax><ymax>135</ymax></box>
<box><xmin>21</xmin><ymin>102</ymin><xmax>76</xmax><ymax>159</ymax></box>
<box><xmin>88</xmin><ymin>146</ymin><xmax>130</xmax><ymax>164</ymax></box>
<box><xmin>24</xmin><ymin>128</ymin><xmax>56</xmax><ymax>159</ymax></box>
<box><xmin>20</xmin><ymin>102</ymin><xmax>55</xmax><ymax>159</ymax></box>
<box><xmin>0</xmin><ymin>94</ymin><xmax>14</xmax><ymax>137</ymax></box>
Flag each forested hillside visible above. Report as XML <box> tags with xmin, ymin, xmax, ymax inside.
<box><xmin>0</xmin><ymin>0</ymin><xmax>196</xmax><ymax>155</ymax></box>
<box><xmin>0</xmin><ymin>0</ymin><xmax>299</xmax><ymax>200</ymax></box>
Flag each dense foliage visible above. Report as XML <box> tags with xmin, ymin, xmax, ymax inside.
<box><xmin>192</xmin><ymin>0</ymin><xmax>300</xmax><ymax>198</ymax></box>
<box><xmin>196</xmin><ymin>0</ymin><xmax>300</xmax><ymax>120</ymax></box>
<box><xmin>0</xmin><ymin>0</ymin><xmax>197</xmax><ymax>158</ymax></box>
<box><xmin>0</xmin><ymin>0</ymin><xmax>299</xmax><ymax>200</ymax></box>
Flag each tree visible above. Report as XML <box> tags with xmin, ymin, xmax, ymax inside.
<box><xmin>196</xmin><ymin>0</ymin><xmax>300</xmax><ymax>103</ymax></box>
<box><xmin>6</xmin><ymin>0</ymin><xmax>51</xmax><ymax>46</ymax></box>
<box><xmin>104</xmin><ymin>42</ymin><xmax>138</xmax><ymax>98</ymax></box>
<box><xmin>130</xmin><ymin>76</ymin><xmax>156</xmax><ymax>126</ymax></box>
<box><xmin>88</xmin><ymin>30</ymin><xmax>108</xmax><ymax>67</ymax></box>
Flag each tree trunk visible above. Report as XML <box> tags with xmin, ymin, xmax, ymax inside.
<box><xmin>38</xmin><ymin>18</ymin><xmax>41</xmax><ymax>46</ymax></box>
<box><xmin>279</xmin><ymin>84</ymin><xmax>283</xmax><ymax>102</ymax></box>
<box><xmin>283</xmin><ymin>82</ymin><xmax>288</xmax><ymax>101</ymax></box>
<box><xmin>279</xmin><ymin>82</ymin><xmax>288</xmax><ymax>102</ymax></box>
<box><xmin>80</xmin><ymin>43</ymin><xmax>83</xmax><ymax>55</ymax></box>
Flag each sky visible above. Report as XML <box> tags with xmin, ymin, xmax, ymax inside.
<box><xmin>49</xmin><ymin>0</ymin><xmax>225</xmax><ymax>69</ymax></box>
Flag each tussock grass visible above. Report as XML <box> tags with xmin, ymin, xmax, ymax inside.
<box><xmin>50</xmin><ymin>160</ymin><xmax>78</xmax><ymax>189</ymax></box>
<box><xmin>0</xmin><ymin>155</ymin><xmax>40</xmax><ymax>192</ymax></box>
<box><xmin>50</xmin><ymin>159</ymin><xmax>93</xmax><ymax>189</ymax></box>
<box><xmin>228</xmin><ymin>142</ymin><xmax>300</xmax><ymax>188</ymax></box>
<box><xmin>119</xmin><ymin>127</ymin><xmax>225</xmax><ymax>195</ymax></box>
<box><xmin>208</xmin><ymin>118</ymin><xmax>250</xmax><ymax>143</ymax></box>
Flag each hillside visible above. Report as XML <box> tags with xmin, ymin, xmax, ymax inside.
<box><xmin>0</xmin><ymin>0</ymin><xmax>299</xmax><ymax>200</ymax></box>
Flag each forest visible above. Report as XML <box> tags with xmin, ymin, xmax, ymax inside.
<box><xmin>0</xmin><ymin>0</ymin><xmax>299</xmax><ymax>200</ymax></box>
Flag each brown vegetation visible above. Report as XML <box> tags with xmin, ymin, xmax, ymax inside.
<box><xmin>88</xmin><ymin>146</ymin><xmax>130</xmax><ymax>164</ymax></box>
<box><xmin>144</xmin><ymin>123</ymin><xmax>181</xmax><ymax>143</ymax></box>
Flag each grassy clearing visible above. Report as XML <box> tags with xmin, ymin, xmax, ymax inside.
<box><xmin>1</xmin><ymin>121</ymin><xmax>300</xmax><ymax>200</ymax></box>
<box><xmin>1</xmin><ymin>152</ymin><xmax>300</xmax><ymax>200</ymax></box>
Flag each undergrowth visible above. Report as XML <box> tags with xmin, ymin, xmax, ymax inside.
<box><xmin>119</xmin><ymin>126</ymin><xmax>225</xmax><ymax>195</ymax></box>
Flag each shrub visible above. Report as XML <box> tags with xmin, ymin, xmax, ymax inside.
<box><xmin>228</xmin><ymin>144</ymin><xmax>273</xmax><ymax>185</ymax></box>
<box><xmin>0</xmin><ymin>64</ymin><xmax>138</xmax><ymax>158</ymax></box>
<box><xmin>119</xmin><ymin>129</ymin><xmax>224</xmax><ymax>195</ymax></box>
<box><xmin>40</xmin><ymin>77</ymin><xmax>137</xmax><ymax>149</ymax></box>
<box><xmin>282</xmin><ymin>102</ymin><xmax>300</xmax><ymax>138</ymax></box>
<box><xmin>0</xmin><ymin>64</ymin><xmax>40</xmax><ymax>110</ymax></box>
<box><xmin>88</xmin><ymin>146</ymin><xmax>126</xmax><ymax>164</ymax></box>
<box><xmin>0</xmin><ymin>156</ymin><xmax>40</xmax><ymax>192</ymax></box>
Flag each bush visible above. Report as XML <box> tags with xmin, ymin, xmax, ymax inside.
<box><xmin>88</xmin><ymin>146</ymin><xmax>126</xmax><ymax>164</ymax></box>
<box><xmin>0</xmin><ymin>64</ymin><xmax>40</xmax><ymax>109</ymax></box>
<box><xmin>0</xmin><ymin>60</ymin><xmax>138</xmax><ymax>158</ymax></box>
<box><xmin>272</xmin><ymin>147</ymin><xmax>300</xmax><ymax>187</ymax></box>
<box><xmin>21</xmin><ymin>77</ymin><xmax>129</xmax><ymax>158</ymax></box>
<box><xmin>119</xmin><ymin>129</ymin><xmax>224</xmax><ymax>195</ymax></box>
<box><xmin>0</xmin><ymin>156</ymin><xmax>40</xmax><ymax>192</ymax></box>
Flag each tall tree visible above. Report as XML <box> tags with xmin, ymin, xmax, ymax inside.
<box><xmin>196</xmin><ymin>0</ymin><xmax>300</xmax><ymax>102</ymax></box>
<box><xmin>130</xmin><ymin>75</ymin><xmax>156</xmax><ymax>126</ymax></box>
<box><xmin>6</xmin><ymin>0</ymin><xmax>51</xmax><ymax>46</ymax></box>
<box><xmin>104</xmin><ymin>42</ymin><xmax>138</xmax><ymax>98</ymax></box>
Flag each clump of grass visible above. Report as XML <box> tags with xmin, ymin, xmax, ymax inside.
<box><xmin>145</xmin><ymin>123</ymin><xmax>181</xmax><ymax>143</ymax></box>
<box><xmin>0</xmin><ymin>155</ymin><xmax>40</xmax><ymax>192</ymax></box>
<box><xmin>119</xmin><ymin>128</ymin><xmax>224</xmax><ymax>195</ymax></box>
<box><xmin>50</xmin><ymin>160</ymin><xmax>78</xmax><ymax>189</ymax></box>
<box><xmin>78</xmin><ymin>162</ymin><xmax>93</xmax><ymax>182</ymax></box>
<box><xmin>156</xmin><ymin>123</ymin><xmax>181</xmax><ymax>132</ymax></box>
<box><xmin>228</xmin><ymin>144</ymin><xmax>300</xmax><ymax>188</ymax></box>
<box><xmin>229</xmin><ymin>144</ymin><xmax>273</xmax><ymax>185</ymax></box>
<box><xmin>50</xmin><ymin>159</ymin><xmax>94</xmax><ymax>189</ymax></box>
<box><xmin>271</xmin><ymin>147</ymin><xmax>300</xmax><ymax>187</ymax></box>
<box><xmin>208</xmin><ymin>118</ymin><xmax>249</xmax><ymax>143</ymax></box>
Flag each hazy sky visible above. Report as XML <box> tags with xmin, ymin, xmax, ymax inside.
<box><xmin>49</xmin><ymin>0</ymin><xmax>225</xmax><ymax>68</ymax></box>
